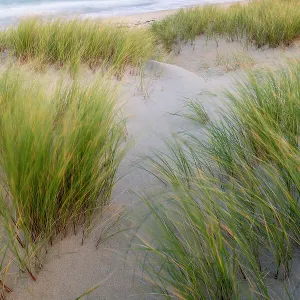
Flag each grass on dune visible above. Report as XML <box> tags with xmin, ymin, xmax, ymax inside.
<box><xmin>0</xmin><ymin>67</ymin><xmax>125</xmax><ymax>285</ymax></box>
<box><xmin>1</xmin><ymin>0</ymin><xmax>299</xmax><ymax>75</ymax></box>
<box><xmin>136</xmin><ymin>62</ymin><xmax>300</xmax><ymax>299</ymax></box>
<box><xmin>0</xmin><ymin>18</ymin><xmax>158</xmax><ymax>76</ymax></box>
<box><xmin>184</xmin><ymin>99</ymin><xmax>210</xmax><ymax>124</ymax></box>
<box><xmin>152</xmin><ymin>0</ymin><xmax>300</xmax><ymax>51</ymax></box>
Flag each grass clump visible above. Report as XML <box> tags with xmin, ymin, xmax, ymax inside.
<box><xmin>152</xmin><ymin>5</ymin><xmax>219</xmax><ymax>51</ymax></box>
<box><xmin>184</xmin><ymin>99</ymin><xmax>210</xmax><ymax>124</ymax></box>
<box><xmin>0</xmin><ymin>18</ymin><xmax>158</xmax><ymax>76</ymax></box>
<box><xmin>152</xmin><ymin>0</ymin><xmax>300</xmax><ymax>51</ymax></box>
<box><xmin>136</xmin><ymin>62</ymin><xmax>300</xmax><ymax>299</ymax></box>
<box><xmin>0</xmin><ymin>68</ymin><xmax>125</xmax><ymax>284</ymax></box>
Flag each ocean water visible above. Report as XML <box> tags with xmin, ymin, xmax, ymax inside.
<box><xmin>0</xmin><ymin>0</ymin><xmax>241</xmax><ymax>26</ymax></box>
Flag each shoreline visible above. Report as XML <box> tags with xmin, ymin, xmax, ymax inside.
<box><xmin>0</xmin><ymin>1</ymin><xmax>250</xmax><ymax>28</ymax></box>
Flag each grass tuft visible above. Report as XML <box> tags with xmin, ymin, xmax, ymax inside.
<box><xmin>0</xmin><ymin>18</ymin><xmax>158</xmax><ymax>76</ymax></box>
<box><xmin>152</xmin><ymin>0</ymin><xmax>300</xmax><ymax>51</ymax></box>
<box><xmin>136</xmin><ymin>62</ymin><xmax>300</xmax><ymax>299</ymax></box>
<box><xmin>184</xmin><ymin>99</ymin><xmax>210</xmax><ymax>124</ymax></box>
<box><xmin>0</xmin><ymin>67</ymin><xmax>125</xmax><ymax>281</ymax></box>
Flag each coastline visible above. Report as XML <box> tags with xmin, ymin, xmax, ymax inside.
<box><xmin>0</xmin><ymin>1</ymin><xmax>250</xmax><ymax>28</ymax></box>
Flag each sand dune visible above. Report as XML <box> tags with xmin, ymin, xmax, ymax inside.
<box><xmin>7</xmin><ymin>33</ymin><xmax>300</xmax><ymax>299</ymax></box>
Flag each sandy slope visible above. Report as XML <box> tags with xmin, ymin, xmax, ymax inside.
<box><xmin>6</xmin><ymin>35</ymin><xmax>300</xmax><ymax>300</ymax></box>
<box><xmin>8</xmin><ymin>53</ymin><xmax>231</xmax><ymax>300</ymax></box>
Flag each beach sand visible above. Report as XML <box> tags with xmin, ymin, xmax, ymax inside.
<box><xmin>6</xmin><ymin>2</ymin><xmax>300</xmax><ymax>300</ymax></box>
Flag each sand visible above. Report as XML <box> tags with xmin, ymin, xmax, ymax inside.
<box><xmin>5</xmin><ymin>3</ymin><xmax>300</xmax><ymax>300</ymax></box>
<box><xmin>6</xmin><ymin>36</ymin><xmax>300</xmax><ymax>299</ymax></box>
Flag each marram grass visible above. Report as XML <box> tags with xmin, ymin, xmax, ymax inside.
<box><xmin>136</xmin><ymin>62</ymin><xmax>300</xmax><ymax>299</ymax></box>
<box><xmin>0</xmin><ymin>67</ymin><xmax>125</xmax><ymax>284</ymax></box>
<box><xmin>0</xmin><ymin>18</ymin><xmax>158</xmax><ymax>76</ymax></box>
<box><xmin>152</xmin><ymin>0</ymin><xmax>300</xmax><ymax>51</ymax></box>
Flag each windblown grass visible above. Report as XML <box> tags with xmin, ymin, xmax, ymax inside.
<box><xmin>152</xmin><ymin>0</ymin><xmax>300</xmax><ymax>51</ymax></box>
<box><xmin>184</xmin><ymin>99</ymin><xmax>210</xmax><ymax>124</ymax></box>
<box><xmin>0</xmin><ymin>18</ymin><xmax>158</xmax><ymax>76</ymax></box>
<box><xmin>137</xmin><ymin>62</ymin><xmax>300</xmax><ymax>299</ymax></box>
<box><xmin>0</xmin><ymin>67</ymin><xmax>125</xmax><ymax>286</ymax></box>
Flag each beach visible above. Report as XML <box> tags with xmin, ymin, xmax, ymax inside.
<box><xmin>0</xmin><ymin>0</ymin><xmax>246</xmax><ymax>26</ymax></box>
<box><xmin>1</xmin><ymin>0</ymin><xmax>300</xmax><ymax>299</ymax></box>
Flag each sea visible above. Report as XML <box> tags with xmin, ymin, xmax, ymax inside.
<box><xmin>0</xmin><ymin>0</ymin><xmax>242</xmax><ymax>26</ymax></box>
